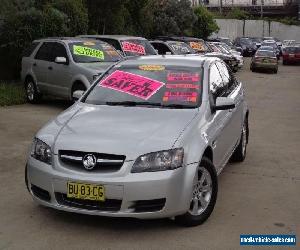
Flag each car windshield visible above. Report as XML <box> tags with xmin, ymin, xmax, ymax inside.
<box><xmin>256</xmin><ymin>50</ymin><xmax>275</xmax><ymax>57</ymax></box>
<box><xmin>259</xmin><ymin>46</ymin><xmax>273</xmax><ymax>51</ymax></box>
<box><xmin>167</xmin><ymin>42</ymin><xmax>195</xmax><ymax>54</ymax></box>
<box><xmin>240</xmin><ymin>38</ymin><xmax>252</xmax><ymax>45</ymax></box>
<box><xmin>262</xmin><ymin>42</ymin><xmax>277</xmax><ymax>48</ymax></box>
<box><xmin>220</xmin><ymin>38</ymin><xmax>233</xmax><ymax>47</ymax></box>
<box><xmin>251</xmin><ymin>38</ymin><xmax>262</xmax><ymax>43</ymax></box>
<box><xmin>84</xmin><ymin>64</ymin><xmax>203</xmax><ymax>108</ymax></box>
<box><xmin>215</xmin><ymin>44</ymin><xmax>231</xmax><ymax>55</ymax></box>
<box><xmin>69</xmin><ymin>41</ymin><xmax>121</xmax><ymax>63</ymax></box>
<box><xmin>121</xmin><ymin>39</ymin><xmax>157</xmax><ymax>56</ymax></box>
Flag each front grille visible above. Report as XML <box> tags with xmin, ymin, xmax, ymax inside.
<box><xmin>31</xmin><ymin>185</ymin><xmax>51</xmax><ymax>202</ymax></box>
<box><xmin>59</xmin><ymin>150</ymin><xmax>126</xmax><ymax>172</ymax></box>
<box><xmin>131</xmin><ymin>198</ymin><xmax>166</xmax><ymax>213</ymax></box>
<box><xmin>55</xmin><ymin>193</ymin><xmax>122</xmax><ymax>212</ymax></box>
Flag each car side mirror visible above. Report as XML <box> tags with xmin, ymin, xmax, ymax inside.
<box><xmin>72</xmin><ymin>90</ymin><xmax>84</xmax><ymax>101</ymax></box>
<box><xmin>213</xmin><ymin>97</ymin><xmax>235</xmax><ymax>111</ymax></box>
<box><xmin>55</xmin><ymin>57</ymin><xmax>67</xmax><ymax>64</ymax></box>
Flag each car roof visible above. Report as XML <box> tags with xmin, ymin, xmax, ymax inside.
<box><xmin>78</xmin><ymin>35</ymin><xmax>148</xmax><ymax>40</ymax></box>
<box><xmin>33</xmin><ymin>37</ymin><xmax>107</xmax><ymax>44</ymax></box>
<box><xmin>259</xmin><ymin>46</ymin><xmax>273</xmax><ymax>49</ymax></box>
<box><xmin>116</xmin><ymin>55</ymin><xmax>217</xmax><ymax>68</ymax></box>
<box><xmin>156</xmin><ymin>36</ymin><xmax>204</xmax><ymax>42</ymax></box>
<box><xmin>263</xmin><ymin>40</ymin><xmax>276</xmax><ymax>43</ymax></box>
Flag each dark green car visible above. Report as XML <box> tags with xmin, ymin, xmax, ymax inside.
<box><xmin>250</xmin><ymin>50</ymin><xmax>278</xmax><ymax>74</ymax></box>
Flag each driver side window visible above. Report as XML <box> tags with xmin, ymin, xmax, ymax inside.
<box><xmin>209</xmin><ymin>63</ymin><xmax>224</xmax><ymax>97</ymax></box>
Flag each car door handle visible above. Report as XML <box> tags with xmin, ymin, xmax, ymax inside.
<box><xmin>33</xmin><ymin>63</ymin><xmax>37</xmax><ymax>67</ymax></box>
<box><xmin>48</xmin><ymin>66</ymin><xmax>53</xmax><ymax>70</ymax></box>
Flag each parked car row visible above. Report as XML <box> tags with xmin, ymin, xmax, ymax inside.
<box><xmin>25</xmin><ymin>50</ymin><xmax>249</xmax><ymax>227</ymax></box>
<box><xmin>21</xmin><ymin>35</ymin><xmax>246</xmax><ymax>103</ymax></box>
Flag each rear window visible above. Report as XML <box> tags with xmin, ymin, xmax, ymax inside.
<box><xmin>84</xmin><ymin>64</ymin><xmax>203</xmax><ymax>108</ymax></box>
<box><xmin>120</xmin><ymin>39</ymin><xmax>157</xmax><ymax>56</ymax></box>
<box><xmin>256</xmin><ymin>50</ymin><xmax>275</xmax><ymax>57</ymax></box>
<box><xmin>69</xmin><ymin>41</ymin><xmax>121</xmax><ymax>63</ymax></box>
<box><xmin>22</xmin><ymin>42</ymin><xmax>39</xmax><ymax>57</ymax></box>
<box><xmin>285</xmin><ymin>47</ymin><xmax>300</xmax><ymax>53</ymax></box>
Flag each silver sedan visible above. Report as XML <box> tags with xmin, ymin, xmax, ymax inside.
<box><xmin>25</xmin><ymin>55</ymin><xmax>249</xmax><ymax>226</ymax></box>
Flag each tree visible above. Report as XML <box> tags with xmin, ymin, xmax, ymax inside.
<box><xmin>227</xmin><ymin>7</ymin><xmax>249</xmax><ymax>20</ymax></box>
<box><xmin>192</xmin><ymin>6</ymin><xmax>219</xmax><ymax>39</ymax></box>
<box><xmin>0</xmin><ymin>0</ymin><xmax>88</xmax><ymax>80</ymax></box>
<box><xmin>143</xmin><ymin>0</ymin><xmax>196</xmax><ymax>37</ymax></box>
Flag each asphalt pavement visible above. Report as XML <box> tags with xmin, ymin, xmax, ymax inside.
<box><xmin>0</xmin><ymin>58</ymin><xmax>299</xmax><ymax>250</ymax></box>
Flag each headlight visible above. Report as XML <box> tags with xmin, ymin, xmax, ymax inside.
<box><xmin>131</xmin><ymin>148</ymin><xmax>184</xmax><ymax>173</ymax></box>
<box><xmin>31</xmin><ymin>138</ymin><xmax>52</xmax><ymax>164</ymax></box>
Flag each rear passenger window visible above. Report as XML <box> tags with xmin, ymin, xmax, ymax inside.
<box><xmin>35</xmin><ymin>42</ymin><xmax>53</xmax><ymax>61</ymax></box>
<box><xmin>22</xmin><ymin>42</ymin><xmax>39</xmax><ymax>57</ymax></box>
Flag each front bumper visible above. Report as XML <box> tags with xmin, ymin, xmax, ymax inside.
<box><xmin>26</xmin><ymin>156</ymin><xmax>198</xmax><ymax>219</ymax></box>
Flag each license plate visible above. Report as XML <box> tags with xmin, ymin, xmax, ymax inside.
<box><xmin>263</xmin><ymin>59</ymin><xmax>269</xmax><ymax>63</ymax></box>
<box><xmin>67</xmin><ymin>182</ymin><xmax>105</xmax><ymax>201</ymax></box>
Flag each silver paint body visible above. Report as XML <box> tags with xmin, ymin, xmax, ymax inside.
<box><xmin>21</xmin><ymin>38</ymin><xmax>117</xmax><ymax>100</ymax></box>
<box><xmin>27</xmin><ymin>56</ymin><xmax>248</xmax><ymax>219</ymax></box>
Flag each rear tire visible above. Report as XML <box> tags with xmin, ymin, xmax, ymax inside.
<box><xmin>175</xmin><ymin>157</ymin><xmax>218</xmax><ymax>227</ymax></box>
<box><xmin>273</xmin><ymin>68</ymin><xmax>278</xmax><ymax>74</ymax></box>
<box><xmin>25</xmin><ymin>78</ymin><xmax>41</xmax><ymax>103</ymax></box>
<box><xmin>231</xmin><ymin>119</ymin><xmax>248</xmax><ymax>162</ymax></box>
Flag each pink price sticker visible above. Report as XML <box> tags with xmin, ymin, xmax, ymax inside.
<box><xmin>99</xmin><ymin>70</ymin><xmax>165</xmax><ymax>100</ymax></box>
<box><xmin>167</xmin><ymin>72</ymin><xmax>200</xmax><ymax>82</ymax></box>
<box><xmin>122</xmin><ymin>41</ymin><xmax>146</xmax><ymax>55</ymax></box>
<box><xmin>163</xmin><ymin>91</ymin><xmax>198</xmax><ymax>103</ymax></box>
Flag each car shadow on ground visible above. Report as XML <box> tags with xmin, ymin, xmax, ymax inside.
<box><xmin>37</xmin><ymin>205</ymin><xmax>181</xmax><ymax>231</ymax></box>
<box><xmin>37</xmin><ymin>97</ymin><xmax>72</xmax><ymax>110</ymax></box>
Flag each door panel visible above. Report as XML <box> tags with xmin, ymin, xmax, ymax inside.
<box><xmin>47</xmin><ymin>42</ymin><xmax>71</xmax><ymax>98</ymax></box>
<box><xmin>33</xmin><ymin>42</ymin><xmax>53</xmax><ymax>93</ymax></box>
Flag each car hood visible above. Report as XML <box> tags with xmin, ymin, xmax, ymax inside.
<box><xmin>77</xmin><ymin>62</ymin><xmax>116</xmax><ymax>74</ymax></box>
<box><xmin>52</xmin><ymin>104</ymin><xmax>198</xmax><ymax>160</ymax></box>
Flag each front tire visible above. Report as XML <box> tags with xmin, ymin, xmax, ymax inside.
<box><xmin>175</xmin><ymin>157</ymin><xmax>218</xmax><ymax>227</ymax></box>
<box><xmin>25</xmin><ymin>79</ymin><xmax>41</xmax><ymax>103</ymax></box>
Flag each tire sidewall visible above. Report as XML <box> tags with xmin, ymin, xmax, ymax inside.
<box><xmin>175</xmin><ymin>157</ymin><xmax>218</xmax><ymax>226</ymax></box>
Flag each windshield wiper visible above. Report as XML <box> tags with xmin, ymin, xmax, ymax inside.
<box><xmin>161</xmin><ymin>104</ymin><xmax>196</xmax><ymax>109</ymax></box>
<box><xmin>105</xmin><ymin>101</ymin><xmax>196</xmax><ymax>109</ymax></box>
<box><xmin>105</xmin><ymin>101</ymin><xmax>162</xmax><ymax>107</ymax></box>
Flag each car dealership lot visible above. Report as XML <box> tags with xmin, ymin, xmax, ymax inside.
<box><xmin>0</xmin><ymin>59</ymin><xmax>299</xmax><ymax>249</ymax></box>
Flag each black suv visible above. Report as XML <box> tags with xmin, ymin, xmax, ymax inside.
<box><xmin>234</xmin><ymin>37</ymin><xmax>257</xmax><ymax>56</ymax></box>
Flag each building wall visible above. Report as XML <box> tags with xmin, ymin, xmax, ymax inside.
<box><xmin>212</xmin><ymin>18</ymin><xmax>300</xmax><ymax>40</ymax></box>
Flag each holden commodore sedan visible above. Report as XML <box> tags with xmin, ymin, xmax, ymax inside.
<box><xmin>25</xmin><ymin>55</ymin><xmax>249</xmax><ymax>226</ymax></box>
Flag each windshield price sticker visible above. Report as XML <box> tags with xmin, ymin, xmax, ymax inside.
<box><xmin>163</xmin><ymin>91</ymin><xmax>198</xmax><ymax>103</ymax></box>
<box><xmin>83</xmin><ymin>41</ymin><xmax>96</xmax><ymax>46</ymax></box>
<box><xmin>170</xmin><ymin>44</ymin><xmax>189</xmax><ymax>53</ymax></box>
<box><xmin>73</xmin><ymin>45</ymin><xmax>104</xmax><ymax>59</ymax></box>
<box><xmin>99</xmin><ymin>70</ymin><xmax>164</xmax><ymax>100</ymax></box>
<box><xmin>139</xmin><ymin>65</ymin><xmax>165</xmax><ymax>71</ymax></box>
<box><xmin>166</xmin><ymin>83</ymin><xmax>199</xmax><ymax>89</ymax></box>
<box><xmin>167</xmin><ymin>72</ymin><xmax>200</xmax><ymax>82</ymax></box>
<box><xmin>189</xmin><ymin>42</ymin><xmax>204</xmax><ymax>51</ymax></box>
<box><xmin>122</xmin><ymin>41</ymin><xmax>146</xmax><ymax>55</ymax></box>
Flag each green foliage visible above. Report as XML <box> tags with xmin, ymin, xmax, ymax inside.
<box><xmin>192</xmin><ymin>6</ymin><xmax>219</xmax><ymax>39</ymax></box>
<box><xmin>145</xmin><ymin>0</ymin><xmax>196</xmax><ymax>37</ymax></box>
<box><xmin>0</xmin><ymin>83</ymin><xmax>26</xmax><ymax>106</ymax></box>
<box><xmin>0</xmin><ymin>0</ymin><xmax>88</xmax><ymax>80</ymax></box>
<box><xmin>226</xmin><ymin>7</ymin><xmax>249</xmax><ymax>20</ymax></box>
